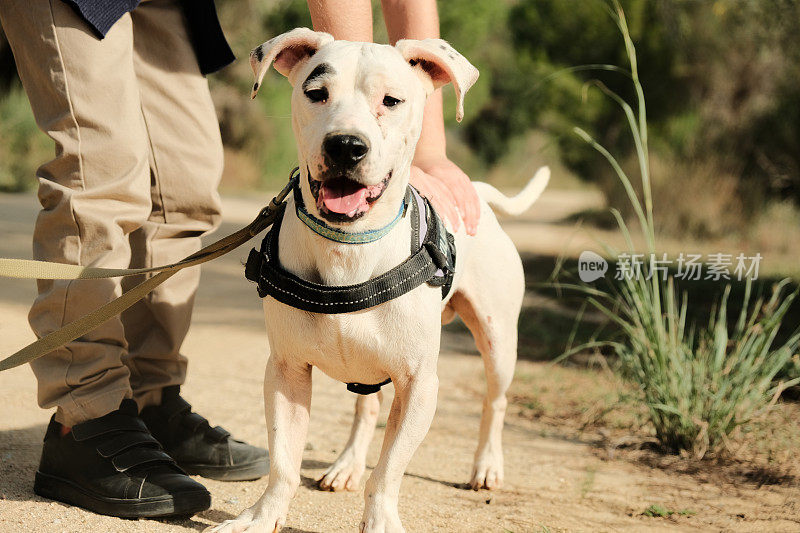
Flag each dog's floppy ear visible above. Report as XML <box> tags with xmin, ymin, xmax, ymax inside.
<box><xmin>250</xmin><ymin>28</ymin><xmax>334</xmax><ymax>99</ymax></box>
<box><xmin>395</xmin><ymin>38</ymin><xmax>479</xmax><ymax>122</ymax></box>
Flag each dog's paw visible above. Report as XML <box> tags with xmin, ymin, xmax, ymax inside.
<box><xmin>469</xmin><ymin>453</ymin><xmax>504</xmax><ymax>490</ymax></box>
<box><xmin>318</xmin><ymin>449</ymin><xmax>365</xmax><ymax>491</ymax></box>
<box><xmin>360</xmin><ymin>509</ymin><xmax>405</xmax><ymax>533</ymax></box>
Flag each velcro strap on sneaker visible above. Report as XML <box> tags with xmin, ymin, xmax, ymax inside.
<box><xmin>206</xmin><ymin>425</ymin><xmax>231</xmax><ymax>442</ymax></box>
<box><xmin>163</xmin><ymin>396</ymin><xmax>193</xmax><ymax>421</ymax></box>
<box><xmin>71</xmin><ymin>413</ymin><xmax>149</xmax><ymax>442</ymax></box>
<box><xmin>111</xmin><ymin>448</ymin><xmax>174</xmax><ymax>472</ymax></box>
<box><xmin>96</xmin><ymin>431</ymin><xmax>160</xmax><ymax>458</ymax></box>
<box><xmin>182</xmin><ymin>411</ymin><xmax>210</xmax><ymax>432</ymax></box>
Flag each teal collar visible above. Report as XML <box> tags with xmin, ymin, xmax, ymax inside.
<box><xmin>294</xmin><ymin>181</ymin><xmax>405</xmax><ymax>244</ymax></box>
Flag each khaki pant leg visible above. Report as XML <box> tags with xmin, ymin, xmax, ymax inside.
<box><xmin>121</xmin><ymin>0</ymin><xmax>224</xmax><ymax>408</ymax></box>
<box><xmin>0</xmin><ymin>1</ymin><xmax>151</xmax><ymax>426</ymax></box>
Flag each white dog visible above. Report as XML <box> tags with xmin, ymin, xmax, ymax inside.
<box><xmin>209</xmin><ymin>28</ymin><xmax>549</xmax><ymax>533</ymax></box>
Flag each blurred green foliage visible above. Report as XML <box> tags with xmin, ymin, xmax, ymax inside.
<box><xmin>1</xmin><ymin>0</ymin><xmax>799</xmax><ymax>239</ymax></box>
<box><xmin>0</xmin><ymin>87</ymin><xmax>51</xmax><ymax>192</ymax></box>
<box><xmin>459</xmin><ymin>0</ymin><xmax>800</xmax><ymax>233</ymax></box>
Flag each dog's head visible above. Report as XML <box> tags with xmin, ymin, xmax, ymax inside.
<box><xmin>250</xmin><ymin>28</ymin><xmax>478</xmax><ymax>225</ymax></box>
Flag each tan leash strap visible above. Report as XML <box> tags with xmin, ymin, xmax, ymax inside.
<box><xmin>0</xmin><ymin>172</ymin><xmax>297</xmax><ymax>372</ymax></box>
<box><xmin>0</xmin><ymin>193</ymin><xmax>289</xmax><ymax>280</ymax></box>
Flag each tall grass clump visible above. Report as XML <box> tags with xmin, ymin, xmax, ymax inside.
<box><xmin>563</xmin><ymin>1</ymin><xmax>800</xmax><ymax>458</ymax></box>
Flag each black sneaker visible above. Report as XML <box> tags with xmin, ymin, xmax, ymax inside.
<box><xmin>34</xmin><ymin>400</ymin><xmax>210</xmax><ymax>518</ymax></box>
<box><xmin>140</xmin><ymin>386</ymin><xmax>268</xmax><ymax>482</ymax></box>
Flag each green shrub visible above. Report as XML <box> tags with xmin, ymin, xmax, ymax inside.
<box><xmin>561</xmin><ymin>1</ymin><xmax>800</xmax><ymax>458</ymax></box>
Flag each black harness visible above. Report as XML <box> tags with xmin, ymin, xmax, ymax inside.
<box><xmin>244</xmin><ymin>183</ymin><xmax>456</xmax><ymax>395</ymax></box>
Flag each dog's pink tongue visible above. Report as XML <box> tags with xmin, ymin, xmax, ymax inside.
<box><xmin>321</xmin><ymin>181</ymin><xmax>368</xmax><ymax>214</ymax></box>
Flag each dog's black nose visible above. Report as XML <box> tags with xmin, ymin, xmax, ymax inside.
<box><xmin>323</xmin><ymin>134</ymin><xmax>369</xmax><ymax>167</ymax></box>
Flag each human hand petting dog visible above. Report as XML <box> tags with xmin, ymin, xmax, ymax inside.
<box><xmin>411</xmin><ymin>156</ymin><xmax>480</xmax><ymax>235</ymax></box>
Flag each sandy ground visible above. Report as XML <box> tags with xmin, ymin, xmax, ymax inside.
<box><xmin>1</xmin><ymin>190</ymin><xmax>799</xmax><ymax>532</ymax></box>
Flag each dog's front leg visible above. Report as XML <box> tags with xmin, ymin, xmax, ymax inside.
<box><xmin>207</xmin><ymin>356</ymin><xmax>312</xmax><ymax>533</ymax></box>
<box><xmin>360</xmin><ymin>372</ymin><xmax>438</xmax><ymax>533</ymax></box>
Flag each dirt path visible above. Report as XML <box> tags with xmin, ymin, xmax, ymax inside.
<box><xmin>1</xmin><ymin>191</ymin><xmax>798</xmax><ymax>532</ymax></box>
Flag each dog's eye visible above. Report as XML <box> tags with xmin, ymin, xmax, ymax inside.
<box><xmin>304</xmin><ymin>87</ymin><xmax>328</xmax><ymax>103</ymax></box>
<box><xmin>382</xmin><ymin>95</ymin><xmax>403</xmax><ymax>107</ymax></box>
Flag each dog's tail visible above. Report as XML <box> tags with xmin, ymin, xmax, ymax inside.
<box><xmin>473</xmin><ymin>166</ymin><xmax>550</xmax><ymax>217</ymax></box>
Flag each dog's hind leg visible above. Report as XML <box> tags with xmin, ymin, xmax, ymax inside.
<box><xmin>450</xmin><ymin>233</ymin><xmax>524</xmax><ymax>490</ymax></box>
<box><xmin>318</xmin><ymin>391</ymin><xmax>383</xmax><ymax>491</ymax></box>
<box><xmin>452</xmin><ymin>287</ymin><xmax>519</xmax><ymax>490</ymax></box>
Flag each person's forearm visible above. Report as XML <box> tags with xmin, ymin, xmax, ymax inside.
<box><xmin>382</xmin><ymin>0</ymin><xmax>447</xmax><ymax>160</ymax></box>
<box><xmin>411</xmin><ymin>88</ymin><xmax>446</xmax><ymax>160</ymax></box>
<box><xmin>381</xmin><ymin>0</ymin><xmax>439</xmax><ymax>42</ymax></box>
<box><xmin>307</xmin><ymin>0</ymin><xmax>373</xmax><ymax>41</ymax></box>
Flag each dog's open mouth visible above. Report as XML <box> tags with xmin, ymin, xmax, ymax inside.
<box><xmin>309</xmin><ymin>172</ymin><xmax>391</xmax><ymax>221</ymax></box>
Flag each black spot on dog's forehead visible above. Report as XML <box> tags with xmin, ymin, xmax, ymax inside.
<box><xmin>253</xmin><ymin>45</ymin><xmax>264</xmax><ymax>62</ymax></box>
<box><xmin>302</xmin><ymin>63</ymin><xmax>334</xmax><ymax>91</ymax></box>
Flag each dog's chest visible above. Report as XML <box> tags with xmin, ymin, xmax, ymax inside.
<box><xmin>264</xmin><ymin>286</ymin><xmax>440</xmax><ymax>384</ymax></box>
<box><xmin>262</xmin><ymin>211</ymin><xmax>443</xmax><ymax>382</ymax></box>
